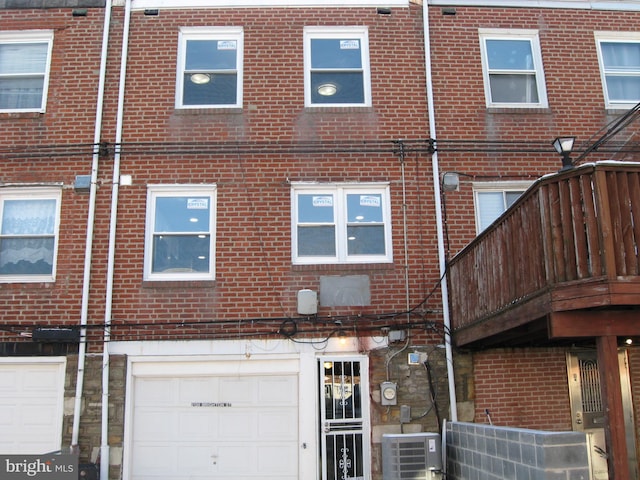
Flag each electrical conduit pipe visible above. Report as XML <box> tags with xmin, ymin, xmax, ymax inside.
<box><xmin>100</xmin><ymin>0</ymin><xmax>132</xmax><ymax>479</ymax></box>
<box><xmin>423</xmin><ymin>0</ymin><xmax>458</xmax><ymax>422</ymax></box>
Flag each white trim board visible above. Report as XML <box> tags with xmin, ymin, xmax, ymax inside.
<box><xmin>128</xmin><ymin>0</ymin><xmax>409</xmax><ymax>9</ymax></box>
<box><xmin>427</xmin><ymin>0</ymin><xmax>640</xmax><ymax>11</ymax></box>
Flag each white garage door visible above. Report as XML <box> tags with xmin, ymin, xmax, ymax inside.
<box><xmin>130</xmin><ymin>370</ymin><xmax>299</xmax><ymax>480</ymax></box>
<box><xmin>0</xmin><ymin>358</ymin><xmax>66</xmax><ymax>454</ymax></box>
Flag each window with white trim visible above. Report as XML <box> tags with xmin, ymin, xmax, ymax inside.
<box><xmin>176</xmin><ymin>27</ymin><xmax>243</xmax><ymax>109</ymax></box>
<box><xmin>304</xmin><ymin>26</ymin><xmax>371</xmax><ymax>107</ymax></box>
<box><xmin>479</xmin><ymin>29</ymin><xmax>548</xmax><ymax>108</ymax></box>
<box><xmin>292</xmin><ymin>184</ymin><xmax>392</xmax><ymax>264</ymax></box>
<box><xmin>144</xmin><ymin>185</ymin><xmax>216</xmax><ymax>281</ymax></box>
<box><xmin>0</xmin><ymin>187</ymin><xmax>61</xmax><ymax>282</ymax></box>
<box><xmin>595</xmin><ymin>32</ymin><xmax>640</xmax><ymax>109</ymax></box>
<box><xmin>474</xmin><ymin>182</ymin><xmax>531</xmax><ymax>233</ymax></box>
<box><xmin>0</xmin><ymin>31</ymin><xmax>54</xmax><ymax>113</ymax></box>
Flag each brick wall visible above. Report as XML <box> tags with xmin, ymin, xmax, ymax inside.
<box><xmin>471</xmin><ymin>348</ymin><xmax>572</xmax><ymax>430</ymax></box>
<box><xmin>0</xmin><ymin>4</ymin><xmax>445</xmax><ymax>349</ymax></box>
<box><xmin>427</xmin><ymin>5</ymin><xmax>640</xmax><ymax>252</ymax></box>
<box><xmin>0</xmin><ymin>6</ymin><xmax>107</xmax><ymax>341</ymax></box>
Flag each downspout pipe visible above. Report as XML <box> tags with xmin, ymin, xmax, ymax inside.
<box><xmin>101</xmin><ymin>0</ymin><xmax>132</xmax><ymax>478</ymax></box>
<box><xmin>71</xmin><ymin>0</ymin><xmax>114</xmax><ymax>451</ymax></box>
<box><xmin>423</xmin><ymin>0</ymin><xmax>458</xmax><ymax>422</ymax></box>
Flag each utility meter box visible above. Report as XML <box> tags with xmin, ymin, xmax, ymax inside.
<box><xmin>297</xmin><ymin>289</ymin><xmax>317</xmax><ymax>315</ymax></box>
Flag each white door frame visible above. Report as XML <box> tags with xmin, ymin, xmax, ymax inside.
<box><xmin>122</xmin><ymin>351</ymin><xmax>318</xmax><ymax>480</ymax></box>
<box><xmin>318</xmin><ymin>354</ymin><xmax>371</xmax><ymax>480</ymax></box>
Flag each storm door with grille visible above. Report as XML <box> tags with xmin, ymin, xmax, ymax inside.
<box><xmin>318</xmin><ymin>357</ymin><xmax>371</xmax><ymax>480</ymax></box>
<box><xmin>567</xmin><ymin>350</ymin><xmax>638</xmax><ymax>480</ymax></box>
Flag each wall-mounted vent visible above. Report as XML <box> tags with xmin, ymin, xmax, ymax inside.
<box><xmin>382</xmin><ymin>433</ymin><xmax>443</xmax><ymax>480</ymax></box>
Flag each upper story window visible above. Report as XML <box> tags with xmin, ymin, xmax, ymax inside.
<box><xmin>473</xmin><ymin>181</ymin><xmax>531</xmax><ymax>233</ymax></box>
<box><xmin>144</xmin><ymin>185</ymin><xmax>216</xmax><ymax>281</ymax></box>
<box><xmin>304</xmin><ymin>26</ymin><xmax>371</xmax><ymax>107</ymax></box>
<box><xmin>176</xmin><ymin>27</ymin><xmax>243</xmax><ymax>109</ymax></box>
<box><xmin>292</xmin><ymin>183</ymin><xmax>392</xmax><ymax>265</ymax></box>
<box><xmin>595</xmin><ymin>32</ymin><xmax>640</xmax><ymax>109</ymax></box>
<box><xmin>479</xmin><ymin>29</ymin><xmax>548</xmax><ymax>108</ymax></box>
<box><xmin>0</xmin><ymin>31</ymin><xmax>54</xmax><ymax>113</ymax></box>
<box><xmin>0</xmin><ymin>187</ymin><xmax>61</xmax><ymax>282</ymax></box>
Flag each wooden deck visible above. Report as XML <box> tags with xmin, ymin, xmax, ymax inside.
<box><xmin>447</xmin><ymin>162</ymin><xmax>640</xmax><ymax>348</ymax></box>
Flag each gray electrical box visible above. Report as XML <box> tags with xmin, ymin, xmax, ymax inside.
<box><xmin>297</xmin><ymin>289</ymin><xmax>317</xmax><ymax>315</ymax></box>
<box><xmin>382</xmin><ymin>433</ymin><xmax>443</xmax><ymax>480</ymax></box>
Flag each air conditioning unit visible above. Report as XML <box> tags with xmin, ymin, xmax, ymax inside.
<box><xmin>382</xmin><ymin>433</ymin><xmax>443</xmax><ymax>480</ymax></box>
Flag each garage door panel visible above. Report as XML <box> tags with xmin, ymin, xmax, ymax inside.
<box><xmin>258</xmin><ymin>410</ymin><xmax>297</xmax><ymax>439</ymax></box>
<box><xmin>258</xmin><ymin>444</ymin><xmax>298</xmax><ymax>474</ymax></box>
<box><xmin>177</xmin><ymin>377</ymin><xmax>218</xmax><ymax>403</ymax></box>
<box><xmin>0</xmin><ymin>371</ymin><xmax>17</xmax><ymax>391</ymax></box>
<box><xmin>177</xmin><ymin>410</ymin><xmax>218</xmax><ymax>438</ymax></box>
<box><xmin>130</xmin><ymin>369</ymin><xmax>299</xmax><ymax>480</ymax></box>
<box><xmin>135</xmin><ymin>378</ymin><xmax>178</xmax><ymax>405</ymax></box>
<box><xmin>0</xmin><ymin>361</ymin><xmax>65</xmax><ymax>454</ymax></box>
<box><xmin>176</xmin><ymin>445</ymin><xmax>215</xmax><ymax>471</ymax></box>
<box><xmin>218</xmin><ymin>378</ymin><xmax>254</xmax><ymax>404</ymax></box>
<box><xmin>258</xmin><ymin>377</ymin><xmax>297</xmax><ymax>404</ymax></box>
<box><xmin>22</xmin><ymin>369</ymin><xmax>61</xmax><ymax>390</ymax></box>
<box><xmin>131</xmin><ymin>445</ymin><xmax>178</xmax><ymax>474</ymax></box>
<box><xmin>134</xmin><ymin>410</ymin><xmax>178</xmax><ymax>441</ymax></box>
<box><xmin>21</xmin><ymin>402</ymin><xmax>57</xmax><ymax>427</ymax></box>
<box><xmin>218</xmin><ymin>410</ymin><xmax>254</xmax><ymax>438</ymax></box>
<box><xmin>216</xmin><ymin>445</ymin><xmax>256</xmax><ymax>474</ymax></box>
<box><xmin>0</xmin><ymin>404</ymin><xmax>17</xmax><ymax>425</ymax></box>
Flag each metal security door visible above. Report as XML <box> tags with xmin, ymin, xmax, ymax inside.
<box><xmin>567</xmin><ymin>350</ymin><xmax>638</xmax><ymax>480</ymax></box>
<box><xmin>319</xmin><ymin>357</ymin><xmax>370</xmax><ymax>480</ymax></box>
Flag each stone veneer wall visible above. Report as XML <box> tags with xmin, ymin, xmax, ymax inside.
<box><xmin>63</xmin><ymin>354</ymin><xmax>127</xmax><ymax>480</ymax></box>
<box><xmin>445</xmin><ymin>422</ymin><xmax>590</xmax><ymax>480</ymax></box>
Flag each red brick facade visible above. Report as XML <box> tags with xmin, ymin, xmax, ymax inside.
<box><xmin>1</xmin><ymin>1</ymin><xmax>639</xmax><ymax>479</ymax></box>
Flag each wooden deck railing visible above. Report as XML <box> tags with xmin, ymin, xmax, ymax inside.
<box><xmin>447</xmin><ymin>163</ymin><xmax>640</xmax><ymax>333</ymax></box>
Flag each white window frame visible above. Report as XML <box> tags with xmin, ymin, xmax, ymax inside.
<box><xmin>176</xmin><ymin>27</ymin><xmax>244</xmax><ymax>109</ymax></box>
<box><xmin>0</xmin><ymin>30</ymin><xmax>54</xmax><ymax>113</ymax></box>
<box><xmin>479</xmin><ymin>29</ymin><xmax>548</xmax><ymax>109</ymax></box>
<box><xmin>594</xmin><ymin>31</ymin><xmax>640</xmax><ymax>109</ymax></box>
<box><xmin>0</xmin><ymin>186</ymin><xmax>61</xmax><ymax>283</ymax></box>
<box><xmin>304</xmin><ymin>26</ymin><xmax>372</xmax><ymax>108</ymax></box>
<box><xmin>473</xmin><ymin>181</ymin><xmax>531</xmax><ymax>233</ymax></box>
<box><xmin>144</xmin><ymin>185</ymin><xmax>217</xmax><ymax>281</ymax></box>
<box><xmin>291</xmin><ymin>183</ymin><xmax>392</xmax><ymax>265</ymax></box>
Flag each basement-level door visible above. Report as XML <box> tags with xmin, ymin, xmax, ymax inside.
<box><xmin>319</xmin><ymin>356</ymin><xmax>371</xmax><ymax>480</ymax></box>
<box><xmin>566</xmin><ymin>350</ymin><xmax>638</xmax><ymax>480</ymax></box>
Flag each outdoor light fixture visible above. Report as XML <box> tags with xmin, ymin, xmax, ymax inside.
<box><xmin>441</xmin><ymin>172</ymin><xmax>460</xmax><ymax>192</ymax></box>
<box><xmin>552</xmin><ymin>136</ymin><xmax>576</xmax><ymax>171</ymax></box>
<box><xmin>190</xmin><ymin>73</ymin><xmax>211</xmax><ymax>85</ymax></box>
<box><xmin>317</xmin><ymin>83</ymin><xmax>337</xmax><ymax>96</ymax></box>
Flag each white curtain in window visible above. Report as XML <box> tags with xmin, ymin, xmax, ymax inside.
<box><xmin>0</xmin><ymin>199</ymin><xmax>55</xmax><ymax>273</ymax></box>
